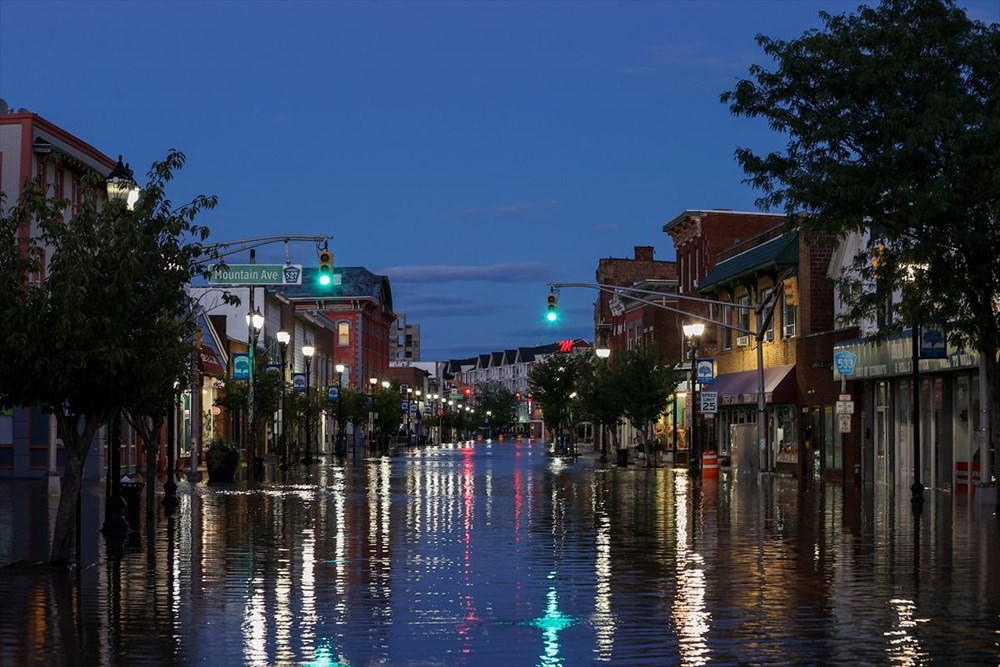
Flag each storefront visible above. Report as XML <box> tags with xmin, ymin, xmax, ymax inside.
<box><xmin>713</xmin><ymin>364</ymin><xmax>798</xmax><ymax>473</ymax></box>
<box><xmin>833</xmin><ymin>332</ymin><xmax>983</xmax><ymax>492</ymax></box>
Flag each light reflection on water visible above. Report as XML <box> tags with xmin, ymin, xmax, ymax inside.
<box><xmin>1</xmin><ymin>441</ymin><xmax>998</xmax><ymax>666</ymax></box>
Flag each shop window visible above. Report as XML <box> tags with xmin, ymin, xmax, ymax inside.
<box><xmin>773</xmin><ymin>406</ymin><xmax>798</xmax><ymax>464</ymax></box>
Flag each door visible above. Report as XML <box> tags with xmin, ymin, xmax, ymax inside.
<box><xmin>874</xmin><ymin>381</ymin><xmax>892</xmax><ymax>485</ymax></box>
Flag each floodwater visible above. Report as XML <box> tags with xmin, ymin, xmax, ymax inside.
<box><xmin>1</xmin><ymin>441</ymin><xmax>998</xmax><ymax>666</ymax></box>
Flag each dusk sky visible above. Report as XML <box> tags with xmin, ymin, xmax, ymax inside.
<box><xmin>3</xmin><ymin>1</ymin><xmax>996</xmax><ymax>361</ymax></box>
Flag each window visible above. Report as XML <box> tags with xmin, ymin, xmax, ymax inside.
<box><xmin>736</xmin><ymin>295</ymin><xmax>750</xmax><ymax>346</ymax></box>
<box><xmin>722</xmin><ymin>303</ymin><xmax>733</xmax><ymax>350</ymax></box>
<box><xmin>337</xmin><ymin>321</ymin><xmax>350</xmax><ymax>346</ymax></box>
<box><xmin>761</xmin><ymin>288</ymin><xmax>775</xmax><ymax>342</ymax></box>
<box><xmin>782</xmin><ymin>292</ymin><xmax>797</xmax><ymax>338</ymax></box>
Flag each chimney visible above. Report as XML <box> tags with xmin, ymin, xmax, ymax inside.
<box><xmin>634</xmin><ymin>246</ymin><xmax>654</xmax><ymax>261</ymax></box>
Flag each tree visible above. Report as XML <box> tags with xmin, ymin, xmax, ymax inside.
<box><xmin>722</xmin><ymin>0</ymin><xmax>1000</xmax><ymax>480</ymax></box>
<box><xmin>0</xmin><ymin>150</ymin><xmax>217</xmax><ymax>563</ymax></box>
<box><xmin>575</xmin><ymin>348</ymin><xmax>682</xmax><ymax>463</ymax></box>
<box><xmin>471</xmin><ymin>380</ymin><xmax>519</xmax><ymax>436</ymax></box>
<box><xmin>373</xmin><ymin>385</ymin><xmax>402</xmax><ymax>450</ymax></box>
<box><xmin>528</xmin><ymin>354</ymin><xmax>582</xmax><ymax>445</ymax></box>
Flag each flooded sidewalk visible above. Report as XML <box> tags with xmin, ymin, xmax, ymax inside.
<box><xmin>2</xmin><ymin>441</ymin><xmax>998</xmax><ymax>666</ymax></box>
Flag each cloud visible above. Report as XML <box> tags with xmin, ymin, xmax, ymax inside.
<box><xmin>456</xmin><ymin>201</ymin><xmax>559</xmax><ymax>218</ymax></box>
<box><xmin>623</xmin><ymin>43</ymin><xmax>752</xmax><ymax>75</ymax></box>
<box><xmin>379</xmin><ymin>262</ymin><xmax>552</xmax><ymax>284</ymax></box>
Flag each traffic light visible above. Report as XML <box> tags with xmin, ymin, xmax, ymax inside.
<box><xmin>317</xmin><ymin>249</ymin><xmax>334</xmax><ymax>287</ymax></box>
<box><xmin>782</xmin><ymin>276</ymin><xmax>798</xmax><ymax>306</ymax></box>
<box><xmin>463</xmin><ymin>386</ymin><xmax>472</xmax><ymax>399</ymax></box>
<box><xmin>546</xmin><ymin>292</ymin><xmax>558</xmax><ymax>322</ymax></box>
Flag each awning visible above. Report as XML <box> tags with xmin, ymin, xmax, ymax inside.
<box><xmin>715</xmin><ymin>364</ymin><xmax>796</xmax><ymax>406</ymax></box>
<box><xmin>198</xmin><ymin>348</ymin><xmax>226</xmax><ymax>377</ymax></box>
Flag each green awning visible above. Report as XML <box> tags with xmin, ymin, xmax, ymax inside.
<box><xmin>699</xmin><ymin>231</ymin><xmax>799</xmax><ymax>292</ymax></box>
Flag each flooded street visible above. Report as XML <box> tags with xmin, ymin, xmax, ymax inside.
<box><xmin>1</xmin><ymin>440</ymin><xmax>998</xmax><ymax>666</ymax></box>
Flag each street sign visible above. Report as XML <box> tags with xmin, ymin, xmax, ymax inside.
<box><xmin>839</xmin><ymin>394</ymin><xmax>852</xmax><ymax>401</ymax></box>
<box><xmin>833</xmin><ymin>350</ymin><xmax>858</xmax><ymax>377</ymax></box>
<box><xmin>208</xmin><ymin>263</ymin><xmax>303</xmax><ymax>286</ymax></box>
<box><xmin>696</xmin><ymin>359</ymin><xmax>714</xmax><ymax>385</ymax></box>
<box><xmin>838</xmin><ymin>414</ymin><xmax>852</xmax><ymax>433</ymax></box>
<box><xmin>836</xmin><ymin>400</ymin><xmax>854</xmax><ymax>414</ymax></box>
<box><xmin>700</xmin><ymin>391</ymin><xmax>718</xmax><ymax>414</ymax></box>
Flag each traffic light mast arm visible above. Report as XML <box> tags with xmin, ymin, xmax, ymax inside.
<box><xmin>549</xmin><ymin>281</ymin><xmax>753</xmax><ymax>336</ymax></box>
<box><xmin>195</xmin><ymin>235</ymin><xmax>331</xmax><ymax>263</ymax></box>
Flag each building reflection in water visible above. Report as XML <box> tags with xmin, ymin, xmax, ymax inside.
<box><xmin>591</xmin><ymin>474</ymin><xmax>615</xmax><ymax>662</ymax></box>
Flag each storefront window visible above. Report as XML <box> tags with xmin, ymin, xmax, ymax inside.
<box><xmin>773</xmin><ymin>406</ymin><xmax>798</xmax><ymax>464</ymax></box>
<box><xmin>823</xmin><ymin>405</ymin><xmax>842</xmax><ymax>470</ymax></box>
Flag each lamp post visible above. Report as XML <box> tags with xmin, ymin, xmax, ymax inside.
<box><xmin>276</xmin><ymin>330</ymin><xmax>290</xmax><ymax>469</ymax></box>
<box><xmin>595</xmin><ymin>347</ymin><xmax>611</xmax><ymax>463</ymax></box>
<box><xmin>302</xmin><ymin>342</ymin><xmax>315</xmax><ymax>464</ymax></box>
<box><xmin>369</xmin><ymin>377</ymin><xmax>378</xmax><ymax>454</ymax></box>
<box><xmin>683</xmin><ymin>322</ymin><xmax>705</xmax><ymax>476</ymax></box>
<box><xmin>415</xmin><ymin>390</ymin><xmax>422</xmax><ymax>445</ymax></box>
<box><xmin>335</xmin><ymin>363</ymin><xmax>346</xmax><ymax>457</ymax></box>
<box><xmin>246</xmin><ymin>307</ymin><xmax>264</xmax><ymax>482</ymax></box>
<box><xmin>163</xmin><ymin>382</ymin><xmax>180</xmax><ymax>511</ymax></box>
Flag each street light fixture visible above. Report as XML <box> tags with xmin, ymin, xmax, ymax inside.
<box><xmin>246</xmin><ymin>307</ymin><xmax>265</xmax><ymax>482</ymax></box>
<box><xmin>683</xmin><ymin>322</ymin><xmax>705</xmax><ymax>476</ymax></box>
<box><xmin>276</xmin><ymin>330</ymin><xmax>290</xmax><ymax>469</ymax></box>
<box><xmin>302</xmin><ymin>342</ymin><xmax>315</xmax><ymax>464</ymax></box>
<box><xmin>106</xmin><ymin>155</ymin><xmax>140</xmax><ymax>210</ymax></box>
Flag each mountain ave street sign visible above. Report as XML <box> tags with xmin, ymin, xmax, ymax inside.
<box><xmin>209</xmin><ymin>264</ymin><xmax>303</xmax><ymax>285</ymax></box>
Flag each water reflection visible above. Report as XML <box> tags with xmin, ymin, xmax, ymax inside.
<box><xmin>1</xmin><ymin>446</ymin><xmax>998</xmax><ymax>666</ymax></box>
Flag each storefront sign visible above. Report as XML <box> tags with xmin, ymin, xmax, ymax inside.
<box><xmin>833</xmin><ymin>332</ymin><xmax>977</xmax><ymax>380</ymax></box>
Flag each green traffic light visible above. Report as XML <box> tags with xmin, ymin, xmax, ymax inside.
<box><xmin>319</xmin><ymin>272</ymin><xmax>332</xmax><ymax>286</ymax></box>
<box><xmin>546</xmin><ymin>311</ymin><xmax>558</xmax><ymax>322</ymax></box>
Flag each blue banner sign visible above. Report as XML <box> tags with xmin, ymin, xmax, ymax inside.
<box><xmin>292</xmin><ymin>373</ymin><xmax>307</xmax><ymax>392</ymax></box>
<box><xmin>696</xmin><ymin>358</ymin><xmax>714</xmax><ymax>385</ymax></box>
<box><xmin>232</xmin><ymin>354</ymin><xmax>250</xmax><ymax>381</ymax></box>
<box><xmin>327</xmin><ymin>386</ymin><xmax>340</xmax><ymax>402</ymax></box>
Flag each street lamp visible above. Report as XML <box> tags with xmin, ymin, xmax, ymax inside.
<box><xmin>335</xmin><ymin>363</ymin><xmax>346</xmax><ymax>457</ymax></box>
<box><xmin>302</xmin><ymin>342</ymin><xmax>315</xmax><ymax>464</ymax></box>
<box><xmin>415</xmin><ymin>390</ymin><xmax>422</xmax><ymax>445</ymax></box>
<box><xmin>683</xmin><ymin>322</ymin><xmax>705</xmax><ymax>476</ymax></box>
<box><xmin>246</xmin><ymin>307</ymin><xmax>264</xmax><ymax>482</ymax></box>
<box><xmin>276</xmin><ymin>330</ymin><xmax>290</xmax><ymax>469</ymax></box>
<box><xmin>105</xmin><ymin>155</ymin><xmax>140</xmax><ymax>210</ymax></box>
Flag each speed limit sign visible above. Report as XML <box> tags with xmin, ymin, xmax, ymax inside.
<box><xmin>700</xmin><ymin>391</ymin><xmax>718</xmax><ymax>414</ymax></box>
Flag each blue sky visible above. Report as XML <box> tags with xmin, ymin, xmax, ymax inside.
<box><xmin>3</xmin><ymin>1</ymin><xmax>996</xmax><ymax>361</ymax></box>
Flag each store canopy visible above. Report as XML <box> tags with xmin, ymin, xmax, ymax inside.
<box><xmin>198</xmin><ymin>347</ymin><xmax>226</xmax><ymax>377</ymax></box>
<box><xmin>196</xmin><ymin>309</ymin><xmax>227</xmax><ymax>377</ymax></box>
<box><xmin>714</xmin><ymin>364</ymin><xmax>796</xmax><ymax>406</ymax></box>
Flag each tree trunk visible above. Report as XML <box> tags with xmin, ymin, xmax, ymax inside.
<box><xmin>48</xmin><ymin>432</ymin><xmax>95</xmax><ymax>563</ymax></box>
<box><xmin>985</xmin><ymin>347</ymin><xmax>999</xmax><ymax>486</ymax></box>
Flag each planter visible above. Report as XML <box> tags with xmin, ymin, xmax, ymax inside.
<box><xmin>206</xmin><ymin>449</ymin><xmax>240</xmax><ymax>483</ymax></box>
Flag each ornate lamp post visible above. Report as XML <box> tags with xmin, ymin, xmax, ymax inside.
<box><xmin>369</xmin><ymin>377</ymin><xmax>378</xmax><ymax>454</ymax></box>
<box><xmin>276</xmin><ymin>330</ymin><xmax>290</xmax><ymax>469</ymax></box>
<box><xmin>335</xmin><ymin>363</ymin><xmax>346</xmax><ymax>457</ymax></box>
<box><xmin>683</xmin><ymin>322</ymin><xmax>705</xmax><ymax>476</ymax></box>
<box><xmin>302</xmin><ymin>342</ymin><xmax>315</xmax><ymax>464</ymax></box>
<box><xmin>415</xmin><ymin>390</ymin><xmax>422</xmax><ymax>444</ymax></box>
<box><xmin>246</xmin><ymin>307</ymin><xmax>264</xmax><ymax>482</ymax></box>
